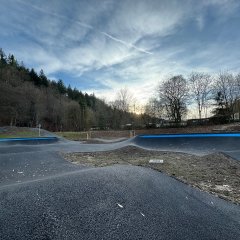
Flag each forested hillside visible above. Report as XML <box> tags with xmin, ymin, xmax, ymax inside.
<box><xmin>2</xmin><ymin>48</ymin><xmax>238</xmax><ymax>131</ymax></box>
<box><xmin>0</xmin><ymin>49</ymin><xmax>140</xmax><ymax>131</ymax></box>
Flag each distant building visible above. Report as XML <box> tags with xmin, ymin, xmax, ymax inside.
<box><xmin>162</xmin><ymin>120</ymin><xmax>187</xmax><ymax>127</ymax></box>
<box><xmin>187</xmin><ymin>118</ymin><xmax>210</xmax><ymax>126</ymax></box>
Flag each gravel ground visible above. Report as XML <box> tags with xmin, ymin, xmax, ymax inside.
<box><xmin>64</xmin><ymin>146</ymin><xmax>240</xmax><ymax>205</ymax></box>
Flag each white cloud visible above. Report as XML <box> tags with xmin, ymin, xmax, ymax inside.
<box><xmin>1</xmin><ymin>0</ymin><xmax>240</xmax><ymax>107</ymax></box>
<box><xmin>2</xmin><ymin>0</ymin><xmax>192</xmax><ymax>78</ymax></box>
<box><xmin>196</xmin><ymin>15</ymin><xmax>205</xmax><ymax>30</ymax></box>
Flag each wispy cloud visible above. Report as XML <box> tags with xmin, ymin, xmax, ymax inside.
<box><xmin>16</xmin><ymin>0</ymin><xmax>152</xmax><ymax>55</ymax></box>
<box><xmin>196</xmin><ymin>15</ymin><xmax>205</xmax><ymax>31</ymax></box>
<box><xmin>1</xmin><ymin>0</ymin><xmax>240</xmax><ymax>105</ymax></box>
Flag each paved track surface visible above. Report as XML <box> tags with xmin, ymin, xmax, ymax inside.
<box><xmin>133</xmin><ymin>133</ymin><xmax>240</xmax><ymax>159</ymax></box>
<box><xmin>0</xmin><ymin>135</ymin><xmax>240</xmax><ymax>239</ymax></box>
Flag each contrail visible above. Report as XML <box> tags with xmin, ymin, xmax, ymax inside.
<box><xmin>101</xmin><ymin>32</ymin><xmax>153</xmax><ymax>55</ymax></box>
<box><xmin>16</xmin><ymin>0</ymin><xmax>152</xmax><ymax>55</ymax></box>
<box><xmin>16</xmin><ymin>0</ymin><xmax>94</xmax><ymax>30</ymax></box>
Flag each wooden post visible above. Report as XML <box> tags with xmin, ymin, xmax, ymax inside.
<box><xmin>129</xmin><ymin>130</ymin><xmax>135</xmax><ymax>138</ymax></box>
<box><xmin>38</xmin><ymin>124</ymin><xmax>41</xmax><ymax>137</ymax></box>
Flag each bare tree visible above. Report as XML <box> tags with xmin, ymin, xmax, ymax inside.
<box><xmin>158</xmin><ymin>75</ymin><xmax>189</xmax><ymax>123</ymax></box>
<box><xmin>189</xmin><ymin>72</ymin><xmax>213</xmax><ymax>119</ymax></box>
<box><xmin>144</xmin><ymin>98</ymin><xmax>163</xmax><ymax>119</ymax></box>
<box><xmin>214</xmin><ymin>71</ymin><xmax>239</xmax><ymax>119</ymax></box>
<box><xmin>113</xmin><ymin>87</ymin><xmax>133</xmax><ymax>112</ymax></box>
<box><xmin>236</xmin><ymin>73</ymin><xmax>240</xmax><ymax>95</ymax></box>
<box><xmin>143</xmin><ymin>98</ymin><xmax>163</xmax><ymax>127</ymax></box>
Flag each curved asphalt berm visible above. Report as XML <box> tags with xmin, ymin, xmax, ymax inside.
<box><xmin>0</xmin><ymin>136</ymin><xmax>58</xmax><ymax>145</ymax></box>
<box><xmin>0</xmin><ymin>133</ymin><xmax>240</xmax><ymax>239</ymax></box>
<box><xmin>133</xmin><ymin>133</ymin><xmax>240</xmax><ymax>159</ymax></box>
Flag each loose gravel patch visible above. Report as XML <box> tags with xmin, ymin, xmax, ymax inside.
<box><xmin>64</xmin><ymin>146</ymin><xmax>240</xmax><ymax>204</ymax></box>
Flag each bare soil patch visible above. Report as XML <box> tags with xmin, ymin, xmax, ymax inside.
<box><xmin>64</xmin><ymin>146</ymin><xmax>240</xmax><ymax>204</ymax></box>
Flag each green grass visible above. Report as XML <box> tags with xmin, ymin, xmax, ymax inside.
<box><xmin>55</xmin><ymin>132</ymin><xmax>89</xmax><ymax>141</ymax></box>
<box><xmin>0</xmin><ymin>130</ymin><xmax>39</xmax><ymax>138</ymax></box>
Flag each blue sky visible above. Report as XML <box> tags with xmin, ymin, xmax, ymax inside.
<box><xmin>1</xmin><ymin>0</ymin><xmax>240</xmax><ymax>104</ymax></box>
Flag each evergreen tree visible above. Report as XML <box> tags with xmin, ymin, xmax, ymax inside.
<box><xmin>39</xmin><ymin>69</ymin><xmax>49</xmax><ymax>87</ymax></box>
<box><xmin>7</xmin><ymin>54</ymin><xmax>18</xmax><ymax>66</ymax></box>
<box><xmin>29</xmin><ymin>68</ymin><xmax>41</xmax><ymax>86</ymax></box>
<box><xmin>0</xmin><ymin>48</ymin><xmax>7</xmax><ymax>66</ymax></box>
<box><xmin>57</xmin><ymin>79</ymin><xmax>66</xmax><ymax>94</ymax></box>
<box><xmin>67</xmin><ymin>85</ymin><xmax>73</xmax><ymax>99</ymax></box>
<box><xmin>0</xmin><ymin>48</ymin><xmax>142</xmax><ymax>130</ymax></box>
